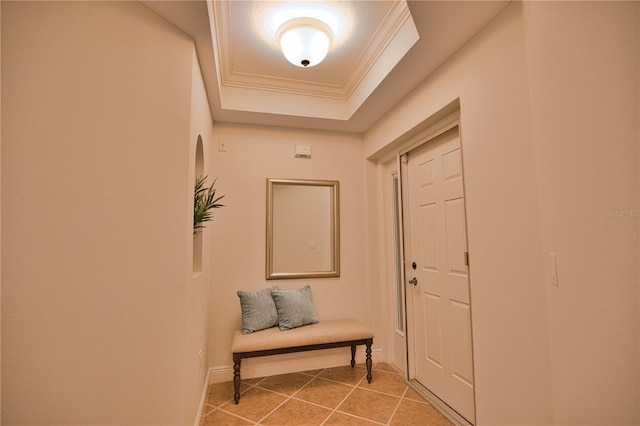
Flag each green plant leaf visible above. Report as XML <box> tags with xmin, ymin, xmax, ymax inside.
<box><xmin>194</xmin><ymin>175</ymin><xmax>225</xmax><ymax>235</ymax></box>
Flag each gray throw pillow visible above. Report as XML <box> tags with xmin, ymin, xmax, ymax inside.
<box><xmin>271</xmin><ymin>285</ymin><xmax>319</xmax><ymax>330</ymax></box>
<box><xmin>237</xmin><ymin>286</ymin><xmax>279</xmax><ymax>334</ymax></box>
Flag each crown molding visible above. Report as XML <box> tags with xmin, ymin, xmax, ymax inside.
<box><xmin>208</xmin><ymin>1</ymin><xmax>418</xmax><ymax>119</ymax></box>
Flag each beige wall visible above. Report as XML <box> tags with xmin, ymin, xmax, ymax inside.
<box><xmin>187</xmin><ymin>50</ymin><xmax>216</xmax><ymax>423</ymax></box>
<box><xmin>1</xmin><ymin>2</ymin><xmax>212</xmax><ymax>424</ymax></box>
<box><xmin>365</xmin><ymin>2</ymin><xmax>638</xmax><ymax>424</ymax></box>
<box><xmin>523</xmin><ymin>2</ymin><xmax>639</xmax><ymax>423</ymax></box>
<box><xmin>2</xmin><ymin>0</ymin><xmax>638</xmax><ymax>424</ymax></box>
<box><xmin>208</xmin><ymin>123</ymin><xmax>367</xmax><ymax>371</ymax></box>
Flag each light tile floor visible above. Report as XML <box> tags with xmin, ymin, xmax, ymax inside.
<box><xmin>201</xmin><ymin>363</ymin><xmax>453</xmax><ymax>425</ymax></box>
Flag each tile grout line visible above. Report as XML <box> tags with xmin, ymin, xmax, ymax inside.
<box><xmin>203</xmin><ymin>363</ymin><xmax>424</xmax><ymax>426</ymax></box>
<box><xmin>207</xmin><ymin>380</ymin><xmax>265</xmax><ymax>425</ymax></box>
<box><xmin>255</xmin><ymin>372</ymin><xmax>319</xmax><ymax>425</ymax></box>
<box><xmin>320</xmin><ymin>374</ymin><xmax>365</xmax><ymax>426</ymax></box>
<box><xmin>292</xmin><ymin>368</ymin><xmax>369</xmax><ymax>426</ymax></box>
<box><xmin>256</xmin><ymin>396</ymin><xmax>292</xmax><ymax>425</ymax></box>
<box><xmin>333</xmin><ymin>386</ymin><xmax>401</xmax><ymax>426</ymax></box>
<box><xmin>239</xmin><ymin>370</ymin><xmax>322</xmax><ymax>425</ymax></box>
<box><xmin>217</xmin><ymin>382</ymin><xmax>261</xmax><ymax>425</ymax></box>
<box><xmin>319</xmin><ymin>371</ymin><xmax>400</xmax><ymax>426</ymax></box>
<box><xmin>290</xmin><ymin>368</ymin><xmax>325</xmax><ymax>399</ymax></box>
<box><xmin>385</xmin><ymin>385</ymin><xmax>409</xmax><ymax>425</ymax></box>
<box><xmin>330</xmin><ymin>365</ymin><xmax>409</xmax><ymax>425</ymax></box>
<box><xmin>288</xmin><ymin>369</ymin><xmax>390</xmax><ymax>425</ymax></box>
<box><xmin>210</xmin><ymin>400</ymin><xmax>260</xmax><ymax>426</ymax></box>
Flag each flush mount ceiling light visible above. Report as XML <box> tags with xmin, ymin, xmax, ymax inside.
<box><xmin>276</xmin><ymin>17</ymin><xmax>333</xmax><ymax>67</ymax></box>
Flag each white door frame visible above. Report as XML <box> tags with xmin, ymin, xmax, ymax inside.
<box><xmin>404</xmin><ymin>120</ymin><xmax>477</xmax><ymax>426</ymax></box>
<box><xmin>376</xmin><ymin>109</ymin><xmax>476</xmax><ymax>425</ymax></box>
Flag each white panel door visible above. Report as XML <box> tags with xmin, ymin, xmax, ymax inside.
<box><xmin>406</xmin><ymin>127</ymin><xmax>475</xmax><ymax>424</ymax></box>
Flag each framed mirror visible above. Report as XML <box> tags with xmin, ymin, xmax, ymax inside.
<box><xmin>266</xmin><ymin>178</ymin><xmax>340</xmax><ymax>280</ymax></box>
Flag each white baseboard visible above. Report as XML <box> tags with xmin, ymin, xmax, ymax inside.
<box><xmin>194</xmin><ymin>373</ymin><xmax>210</xmax><ymax>426</ymax></box>
<box><xmin>208</xmin><ymin>347</ymin><xmax>384</xmax><ymax>384</ymax></box>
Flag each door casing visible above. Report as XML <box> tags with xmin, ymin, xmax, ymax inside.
<box><xmin>402</xmin><ymin>123</ymin><xmax>476</xmax><ymax>424</ymax></box>
<box><xmin>376</xmin><ymin>110</ymin><xmax>476</xmax><ymax>425</ymax></box>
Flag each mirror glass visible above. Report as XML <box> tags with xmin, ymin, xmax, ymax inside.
<box><xmin>266</xmin><ymin>179</ymin><xmax>340</xmax><ymax>279</ymax></box>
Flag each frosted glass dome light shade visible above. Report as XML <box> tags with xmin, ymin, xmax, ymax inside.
<box><xmin>276</xmin><ymin>17</ymin><xmax>333</xmax><ymax>67</ymax></box>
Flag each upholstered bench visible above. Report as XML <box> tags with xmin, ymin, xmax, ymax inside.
<box><xmin>230</xmin><ymin>319</ymin><xmax>374</xmax><ymax>404</ymax></box>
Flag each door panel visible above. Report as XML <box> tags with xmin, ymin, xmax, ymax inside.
<box><xmin>405</xmin><ymin>126</ymin><xmax>475</xmax><ymax>424</ymax></box>
<box><xmin>450</xmin><ymin>300</ymin><xmax>473</xmax><ymax>385</ymax></box>
<box><xmin>420</xmin><ymin>203</ymin><xmax>438</xmax><ymax>270</ymax></box>
<box><xmin>424</xmin><ymin>292</ymin><xmax>443</xmax><ymax>367</ymax></box>
<box><xmin>445</xmin><ymin>198</ymin><xmax>467</xmax><ymax>274</ymax></box>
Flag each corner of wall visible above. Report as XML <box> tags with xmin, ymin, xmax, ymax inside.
<box><xmin>187</xmin><ymin>45</ymin><xmax>217</xmax><ymax>424</ymax></box>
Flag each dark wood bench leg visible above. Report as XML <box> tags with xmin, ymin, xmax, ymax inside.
<box><xmin>365</xmin><ymin>340</ymin><xmax>372</xmax><ymax>383</ymax></box>
<box><xmin>350</xmin><ymin>345</ymin><xmax>356</xmax><ymax>368</ymax></box>
<box><xmin>233</xmin><ymin>357</ymin><xmax>241</xmax><ymax>404</ymax></box>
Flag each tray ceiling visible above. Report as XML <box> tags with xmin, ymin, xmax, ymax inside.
<box><xmin>142</xmin><ymin>1</ymin><xmax>510</xmax><ymax>133</ymax></box>
<box><xmin>210</xmin><ymin>1</ymin><xmax>419</xmax><ymax>120</ymax></box>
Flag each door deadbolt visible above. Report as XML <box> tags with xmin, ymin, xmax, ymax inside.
<box><xmin>412</xmin><ymin>262</ymin><xmax>417</xmax><ymax>270</ymax></box>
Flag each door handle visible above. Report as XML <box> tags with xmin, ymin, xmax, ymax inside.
<box><xmin>408</xmin><ymin>277</ymin><xmax>418</xmax><ymax>286</ymax></box>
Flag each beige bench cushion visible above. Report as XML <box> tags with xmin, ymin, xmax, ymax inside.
<box><xmin>231</xmin><ymin>319</ymin><xmax>373</xmax><ymax>354</ymax></box>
